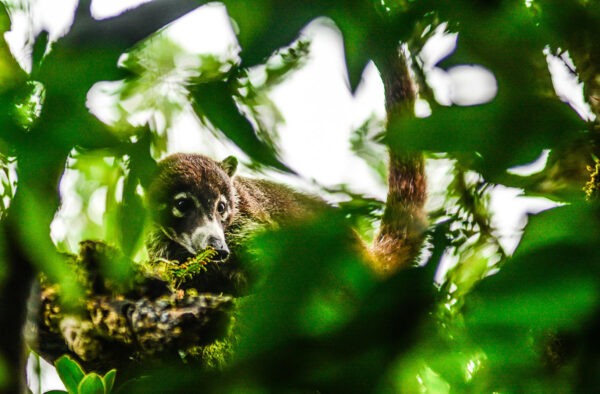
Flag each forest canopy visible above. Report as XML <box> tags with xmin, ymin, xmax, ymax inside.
<box><xmin>0</xmin><ymin>0</ymin><xmax>599</xmax><ymax>393</ymax></box>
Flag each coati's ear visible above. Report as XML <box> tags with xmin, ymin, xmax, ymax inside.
<box><xmin>221</xmin><ymin>156</ymin><xmax>238</xmax><ymax>177</ymax></box>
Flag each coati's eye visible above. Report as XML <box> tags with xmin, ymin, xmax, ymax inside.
<box><xmin>216</xmin><ymin>201</ymin><xmax>227</xmax><ymax>215</ymax></box>
<box><xmin>174</xmin><ymin>198</ymin><xmax>194</xmax><ymax>214</ymax></box>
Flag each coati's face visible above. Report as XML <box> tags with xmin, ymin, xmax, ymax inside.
<box><xmin>147</xmin><ymin>153</ymin><xmax>238</xmax><ymax>262</ymax></box>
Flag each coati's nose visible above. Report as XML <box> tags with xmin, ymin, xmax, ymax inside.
<box><xmin>207</xmin><ymin>236</ymin><xmax>230</xmax><ymax>261</ymax></box>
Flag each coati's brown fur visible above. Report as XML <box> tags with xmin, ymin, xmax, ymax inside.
<box><xmin>369</xmin><ymin>154</ymin><xmax>427</xmax><ymax>274</ymax></box>
<box><xmin>146</xmin><ymin>50</ymin><xmax>427</xmax><ymax>292</ymax></box>
<box><xmin>146</xmin><ymin>154</ymin><xmax>326</xmax><ymax>295</ymax></box>
<box><xmin>369</xmin><ymin>49</ymin><xmax>428</xmax><ymax>274</ymax></box>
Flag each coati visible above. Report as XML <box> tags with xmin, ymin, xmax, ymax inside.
<box><xmin>146</xmin><ymin>151</ymin><xmax>426</xmax><ymax>295</ymax></box>
<box><xmin>146</xmin><ymin>51</ymin><xmax>427</xmax><ymax>295</ymax></box>
<box><xmin>23</xmin><ymin>49</ymin><xmax>425</xmax><ymax>389</ymax></box>
<box><xmin>145</xmin><ymin>154</ymin><xmax>327</xmax><ymax>295</ymax></box>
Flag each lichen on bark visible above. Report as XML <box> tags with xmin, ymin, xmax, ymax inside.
<box><xmin>26</xmin><ymin>240</ymin><xmax>237</xmax><ymax>375</ymax></box>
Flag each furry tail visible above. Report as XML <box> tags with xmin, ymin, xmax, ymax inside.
<box><xmin>369</xmin><ymin>48</ymin><xmax>428</xmax><ymax>274</ymax></box>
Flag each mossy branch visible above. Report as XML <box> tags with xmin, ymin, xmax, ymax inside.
<box><xmin>27</xmin><ymin>241</ymin><xmax>235</xmax><ymax>375</ymax></box>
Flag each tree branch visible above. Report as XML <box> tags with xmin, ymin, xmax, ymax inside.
<box><xmin>26</xmin><ymin>241</ymin><xmax>235</xmax><ymax>375</ymax></box>
<box><xmin>64</xmin><ymin>0</ymin><xmax>204</xmax><ymax>50</ymax></box>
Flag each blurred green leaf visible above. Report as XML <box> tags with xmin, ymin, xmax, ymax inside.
<box><xmin>387</xmin><ymin>94</ymin><xmax>584</xmax><ymax>179</ymax></box>
<box><xmin>237</xmin><ymin>210</ymin><xmax>376</xmax><ymax>357</ymax></box>
<box><xmin>537</xmin><ymin>0</ymin><xmax>600</xmax><ymax>54</ymax></box>
<box><xmin>191</xmin><ymin>80</ymin><xmax>289</xmax><ymax>171</ymax></box>
<box><xmin>0</xmin><ymin>4</ymin><xmax>27</xmax><ymax>92</ymax></box>
<box><xmin>0</xmin><ymin>0</ymin><xmax>598</xmax><ymax>393</ymax></box>
<box><xmin>117</xmin><ymin>145</ymin><xmax>151</xmax><ymax>260</ymax></box>
<box><xmin>0</xmin><ymin>354</ymin><xmax>7</xmax><ymax>390</ymax></box>
<box><xmin>31</xmin><ymin>31</ymin><xmax>49</xmax><ymax>76</ymax></box>
<box><xmin>112</xmin><ymin>376</ymin><xmax>151</xmax><ymax>394</ymax></box>
<box><xmin>496</xmin><ymin>205</ymin><xmax>600</xmax><ymax>316</ymax></box>
<box><xmin>333</xmin><ymin>10</ymin><xmax>374</xmax><ymax>92</ymax></box>
<box><xmin>15</xmin><ymin>186</ymin><xmax>82</xmax><ymax>304</ymax></box>
<box><xmin>519</xmin><ymin>203</ymin><xmax>600</xmax><ymax>253</ymax></box>
<box><xmin>350</xmin><ymin>115</ymin><xmax>387</xmax><ymax>182</ymax></box>
<box><xmin>214</xmin><ymin>208</ymin><xmax>437</xmax><ymax>393</ymax></box>
<box><xmin>468</xmin><ymin>245</ymin><xmax>598</xmax><ymax>330</ymax></box>
<box><xmin>333</xmin><ymin>0</ymin><xmax>430</xmax><ymax>92</ymax></box>
<box><xmin>13</xmin><ymin>81</ymin><xmax>45</xmax><ymax>131</ymax></box>
<box><xmin>461</xmin><ymin>202</ymin><xmax>600</xmax><ymax>390</ymax></box>
<box><xmin>236</xmin><ymin>39</ymin><xmax>310</xmax><ymax>150</ymax></box>
<box><xmin>224</xmin><ymin>0</ymin><xmax>328</xmax><ymax>68</ymax></box>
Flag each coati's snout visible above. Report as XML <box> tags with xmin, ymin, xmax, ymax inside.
<box><xmin>188</xmin><ymin>215</ymin><xmax>230</xmax><ymax>261</ymax></box>
<box><xmin>207</xmin><ymin>236</ymin><xmax>230</xmax><ymax>260</ymax></box>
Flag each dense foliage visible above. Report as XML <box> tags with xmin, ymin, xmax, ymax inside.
<box><xmin>0</xmin><ymin>0</ymin><xmax>599</xmax><ymax>392</ymax></box>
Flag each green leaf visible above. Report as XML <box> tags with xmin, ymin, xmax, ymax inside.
<box><xmin>463</xmin><ymin>245</ymin><xmax>600</xmax><ymax>390</ymax></box>
<box><xmin>103</xmin><ymin>369</ymin><xmax>117</xmax><ymax>394</ymax></box>
<box><xmin>468</xmin><ymin>246</ymin><xmax>598</xmax><ymax>330</ymax></box>
<box><xmin>113</xmin><ymin>377</ymin><xmax>150</xmax><ymax>394</ymax></box>
<box><xmin>224</xmin><ymin>0</ymin><xmax>326</xmax><ymax>68</ymax></box>
<box><xmin>191</xmin><ymin>80</ymin><xmax>289</xmax><ymax>171</ymax></box>
<box><xmin>335</xmin><ymin>14</ymin><xmax>373</xmax><ymax>93</ymax></box>
<box><xmin>0</xmin><ymin>354</ymin><xmax>8</xmax><ymax>390</ymax></box>
<box><xmin>332</xmin><ymin>7</ymin><xmax>386</xmax><ymax>93</ymax></box>
<box><xmin>236</xmin><ymin>211</ymin><xmax>375</xmax><ymax>357</ymax></box>
<box><xmin>115</xmin><ymin>134</ymin><xmax>154</xmax><ymax>262</ymax></box>
<box><xmin>387</xmin><ymin>94</ymin><xmax>583</xmax><ymax>179</ymax></box>
<box><xmin>31</xmin><ymin>31</ymin><xmax>49</xmax><ymax>76</ymax></box>
<box><xmin>518</xmin><ymin>203</ymin><xmax>600</xmax><ymax>254</ymax></box>
<box><xmin>466</xmin><ymin>205</ymin><xmax>600</xmax><ymax>334</ymax></box>
<box><xmin>78</xmin><ymin>373</ymin><xmax>105</xmax><ymax>394</ymax></box>
<box><xmin>14</xmin><ymin>187</ymin><xmax>83</xmax><ymax>305</ymax></box>
<box><xmin>54</xmin><ymin>356</ymin><xmax>85</xmax><ymax>394</ymax></box>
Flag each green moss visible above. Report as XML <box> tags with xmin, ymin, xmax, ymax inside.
<box><xmin>145</xmin><ymin>247</ymin><xmax>218</xmax><ymax>289</ymax></box>
<box><xmin>181</xmin><ymin>308</ymin><xmax>240</xmax><ymax>369</ymax></box>
<box><xmin>584</xmin><ymin>159</ymin><xmax>600</xmax><ymax>200</ymax></box>
<box><xmin>39</xmin><ymin>241</ymin><xmax>235</xmax><ymax>372</ymax></box>
<box><xmin>185</xmin><ymin>338</ymin><xmax>236</xmax><ymax>370</ymax></box>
